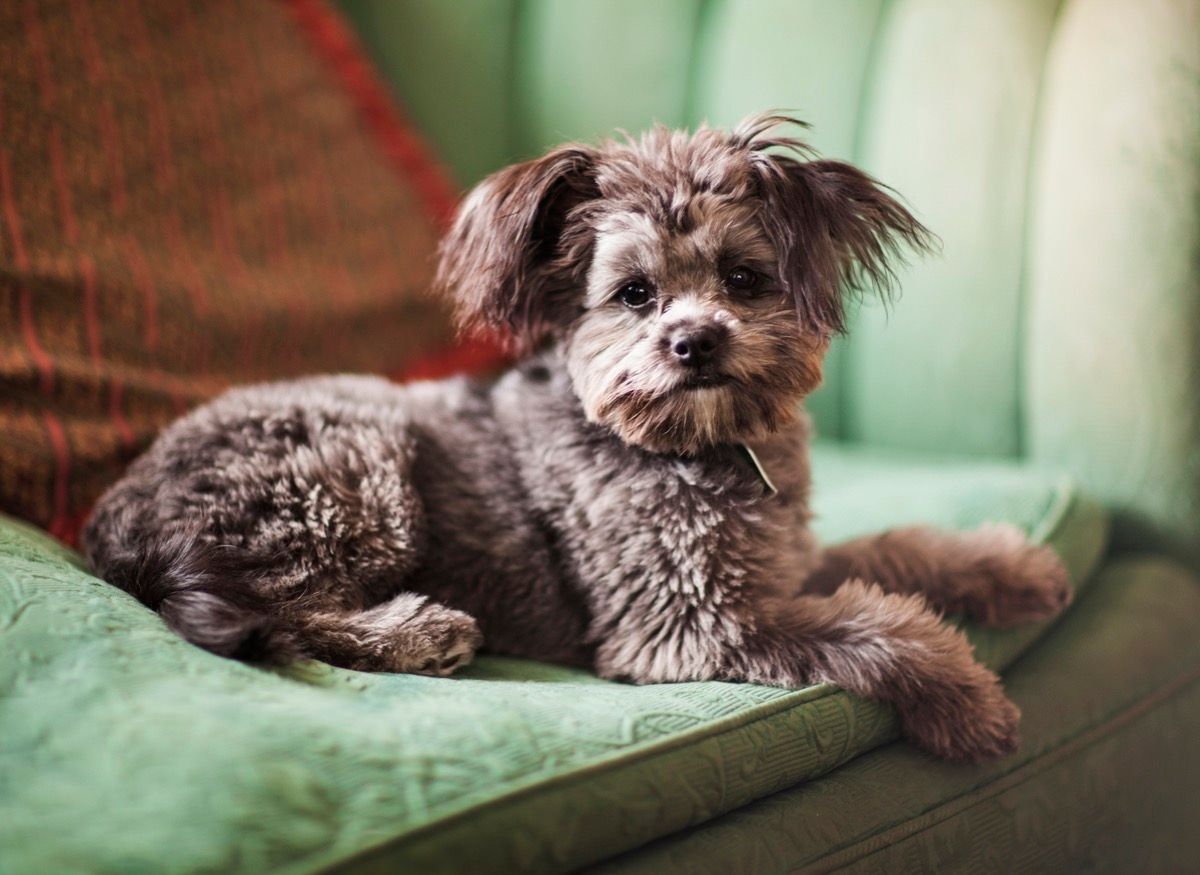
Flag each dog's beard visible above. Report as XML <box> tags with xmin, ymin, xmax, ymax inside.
<box><xmin>565</xmin><ymin>310</ymin><xmax>826</xmax><ymax>455</ymax></box>
<box><xmin>594</xmin><ymin>380</ymin><xmax>795</xmax><ymax>454</ymax></box>
<box><xmin>575</xmin><ymin>346</ymin><xmax>824</xmax><ymax>454</ymax></box>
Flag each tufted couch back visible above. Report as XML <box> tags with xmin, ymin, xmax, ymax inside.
<box><xmin>341</xmin><ymin>0</ymin><xmax>1200</xmax><ymax>565</ymax></box>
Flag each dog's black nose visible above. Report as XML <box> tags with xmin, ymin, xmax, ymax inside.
<box><xmin>670</xmin><ymin>325</ymin><xmax>725</xmax><ymax>368</ymax></box>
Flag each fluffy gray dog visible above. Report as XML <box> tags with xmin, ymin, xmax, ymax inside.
<box><xmin>84</xmin><ymin>115</ymin><xmax>1071</xmax><ymax>762</ymax></box>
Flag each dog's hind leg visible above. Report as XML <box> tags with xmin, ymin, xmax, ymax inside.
<box><xmin>285</xmin><ymin>593</ymin><xmax>483</xmax><ymax>675</ymax></box>
<box><xmin>801</xmin><ymin>524</ymin><xmax>1072</xmax><ymax>627</ymax></box>
<box><xmin>83</xmin><ymin>376</ymin><xmax>445</xmax><ymax>664</ymax></box>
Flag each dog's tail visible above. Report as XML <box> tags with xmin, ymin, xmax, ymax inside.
<box><xmin>86</xmin><ymin>528</ymin><xmax>298</xmax><ymax>662</ymax></box>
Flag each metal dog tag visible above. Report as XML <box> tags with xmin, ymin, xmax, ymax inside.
<box><xmin>738</xmin><ymin>444</ymin><xmax>779</xmax><ymax>498</ymax></box>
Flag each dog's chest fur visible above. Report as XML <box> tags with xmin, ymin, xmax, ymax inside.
<box><xmin>403</xmin><ymin>352</ymin><xmax>819</xmax><ymax>676</ymax></box>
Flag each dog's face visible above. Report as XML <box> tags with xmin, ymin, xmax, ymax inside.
<box><xmin>564</xmin><ymin>190</ymin><xmax>828</xmax><ymax>454</ymax></box>
<box><xmin>437</xmin><ymin>114</ymin><xmax>932</xmax><ymax>455</ymax></box>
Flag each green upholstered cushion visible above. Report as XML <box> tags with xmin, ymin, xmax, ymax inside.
<box><xmin>0</xmin><ymin>446</ymin><xmax>1105</xmax><ymax>874</ymax></box>
<box><xmin>588</xmin><ymin>556</ymin><xmax>1200</xmax><ymax>874</ymax></box>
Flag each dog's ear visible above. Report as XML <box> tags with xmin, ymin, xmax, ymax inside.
<box><xmin>753</xmin><ymin>151</ymin><xmax>936</xmax><ymax>336</ymax></box>
<box><xmin>435</xmin><ymin>145</ymin><xmax>599</xmax><ymax>349</ymax></box>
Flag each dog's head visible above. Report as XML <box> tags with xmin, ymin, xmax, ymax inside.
<box><xmin>436</xmin><ymin>114</ymin><xmax>933</xmax><ymax>454</ymax></box>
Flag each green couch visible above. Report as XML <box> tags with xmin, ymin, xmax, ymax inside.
<box><xmin>3</xmin><ymin>1</ymin><xmax>1198</xmax><ymax>872</ymax></box>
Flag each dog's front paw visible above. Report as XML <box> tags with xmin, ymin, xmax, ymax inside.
<box><xmin>955</xmin><ymin>523</ymin><xmax>1073</xmax><ymax>628</ymax></box>
<box><xmin>899</xmin><ymin>669</ymin><xmax>1021</xmax><ymax>762</ymax></box>
<box><xmin>391</xmin><ymin>606</ymin><xmax>483</xmax><ymax>677</ymax></box>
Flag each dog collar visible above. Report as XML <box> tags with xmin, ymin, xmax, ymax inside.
<box><xmin>737</xmin><ymin>444</ymin><xmax>779</xmax><ymax>498</ymax></box>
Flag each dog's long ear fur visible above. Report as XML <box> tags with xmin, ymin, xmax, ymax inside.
<box><xmin>743</xmin><ymin>118</ymin><xmax>936</xmax><ymax>335</ymax></box>
<box><xmin>435</xmin><ymin>145</ymin><xmax>599</xmax><ymax>349</ymax></box>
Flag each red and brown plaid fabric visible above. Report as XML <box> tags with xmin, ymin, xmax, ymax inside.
<box><xmin>0</xmin><ymin>0</ymin><xmax>492</xmax><ymax>543</ymax></box>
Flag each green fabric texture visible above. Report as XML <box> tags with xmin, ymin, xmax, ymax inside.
<box><xmin>588</xmin><ymin>556</ymin><xmax>1200</xmax><ymax>874</ymax></box>
<box><xmin>338</xmin><ymin>0</ymin><xmax>521</xmax><ymax>188</ymax></box>
<box><xmin>0</xmin><ymin>447</ymin><xmax>1105</xmax><ymax>875</ymax></box>
<box><xmin>512</xmin><ymin>0</ymin><xmax>704</xmax><ymax>157</ymax></box>
<box><xmin>845</xmin><ymin>0</ymin><xmax>1062</xmax><ymax>456</ymax></box>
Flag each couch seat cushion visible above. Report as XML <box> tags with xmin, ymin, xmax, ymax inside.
<box><xmin>0</xmin><ymin>444</ymin><xmax>1108</xmax><ymax>875</ymax></box>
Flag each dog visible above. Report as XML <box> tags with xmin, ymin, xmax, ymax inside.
<box><xmin>83</xmin><ymin>114</ymin><xmax>1071</xmax><ymax>762</ymax></box>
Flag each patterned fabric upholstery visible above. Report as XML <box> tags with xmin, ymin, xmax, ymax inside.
<box><xmin>0</xmin><ymin>0</ymin><xmax>464</xmax><ymax>543</ymax></box>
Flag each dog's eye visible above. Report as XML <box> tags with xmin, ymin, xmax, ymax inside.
<box><xmin>724</xmin><ymin>267</ymin><xmax>760</xmax><ymax>293</ymax></box>
<box><xmin>617</xmin><ymin>282</ymin><xmax>653</xmax><ymax>309</ymax></box>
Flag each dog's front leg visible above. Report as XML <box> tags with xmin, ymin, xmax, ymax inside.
<box><xmin>802</xmin><ymin>524</ymin><xmax>1072</xmax><ymax>627</ymax></box>
<box><xmin>729</xmin><ymin>582</ymin><xmax>1021</xmax><ymax>761</ymax></box>
<box><xmin>592</xmin><ymin>579</ymin><xmax>1019</xmax><ymax>761</ymax></box>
